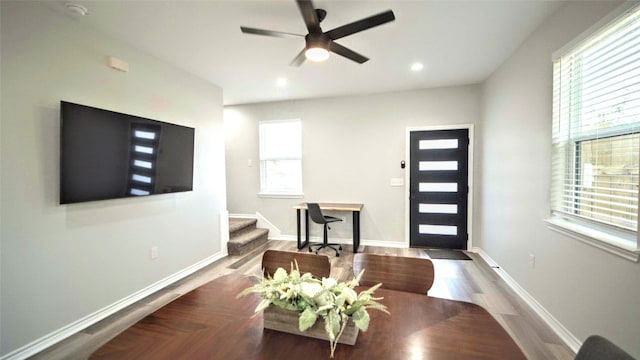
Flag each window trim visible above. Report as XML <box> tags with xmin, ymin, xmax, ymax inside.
<box><xmin>548</xmin><ymin>2</ymin><xmax>640</xmax><ymax>260</ymax></box>
<box><xmin>545</xmin><ymin>217</ymin><xmax>639</xmax><ymax>262</ymax></box>
<box><xmin>258</xmin><ymin>119</ymin><xmax>303</xmax><ymax>196</ymax></box>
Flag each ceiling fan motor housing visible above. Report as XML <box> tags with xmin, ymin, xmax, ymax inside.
<box><xmin>305</xmin><ymin>33</ymin><xmax>330</xmax><ymax>50</ymax></box>
<box><xmin>316</xmin><ymin>8</ymin><xmax>327</xmax><ymax>23</ymax></box>
<box><xmin>240</xmin><ymin>0</ymin><xmax>395</xmax><ymax>66</ymax></box>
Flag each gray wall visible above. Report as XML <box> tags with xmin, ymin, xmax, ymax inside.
<box><xmin>226</xmin><ymin>1</ymin><xmax>640</xmax><ymax>357</ymax></box>
<box><xmin>0</xmin><ymin>2</ymin><xmax>226</xmax><ymax>356</ymax></box>
<box><xmin>480</xmin><ymin>1</ymin><xmax>639</xmax><ymax>357</ymax></box>
<box><xmin>225</xmin><ymin>86</ymin><xmax>481</xmax><ymax>244</ymax></box>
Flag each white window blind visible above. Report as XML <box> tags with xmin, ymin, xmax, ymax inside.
<box><xmin>551</xmin><ymin>5</ymin><xmax>640</xmax><ymax>235</ymax></box>
<box><xmin>259</xmin><ymin>119</ymin><xmax>302</xmax><ymax>195</ymax></box>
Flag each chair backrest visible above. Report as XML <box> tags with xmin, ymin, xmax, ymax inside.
<box><xmin>575</xmin><ymin>335</ymin><xmax>636</xmax><ymax>360</ymax></box>
<box><xmin>262</xmin><ymin>250</ymin><xmax>331</xmax><ymax>279</ymax></box>
<box><xmin>307</xmin><ymin>203</ymin><xmax>327</xmax><ymax>225</ymax></box>
<box><xmin>353</xmin><ymin>253</ymin><xmax>434</xmax><ymax>294</ymax></box>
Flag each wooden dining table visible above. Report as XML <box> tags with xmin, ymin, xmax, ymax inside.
<box><xmin>91</xmin><ymin>274</ymin><xmax>525</xmax><ymax>359</ymax></box>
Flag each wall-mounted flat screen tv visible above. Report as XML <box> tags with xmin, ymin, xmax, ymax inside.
<box><xmin>60</xmin><ymin>101</ymin><xmax>195</xmax><ymax>204</ymax></box>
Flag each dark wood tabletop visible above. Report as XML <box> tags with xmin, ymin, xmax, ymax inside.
<box><xmin>91</xmin><ymin>274</ymin><xmax>525</xmax><ymax>359</ymax></box>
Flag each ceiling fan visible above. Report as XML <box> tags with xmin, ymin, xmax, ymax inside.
<box><xmin>240</xmin><ymin>0</ymin><xmax>395</xmax><ymax>66</ymax></box>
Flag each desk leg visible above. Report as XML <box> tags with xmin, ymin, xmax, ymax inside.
<box><xmin>353</xmin><ymin>211</ymin><xmax>360</xmax><ymax>253</ymax></box>
<box><xmin>297</xmin><ymin>209</ymin><xmax>309</xmax><ymax>249</ymax></box>
<box><xmin>296</xmin><ymin>209</ymin><xmax>302</xmax><ymax>249</ymax></box>
<box><xmin>305</xmin><ymin>210</ymin><xmax>310</xmax><ymax>247</ymax></box>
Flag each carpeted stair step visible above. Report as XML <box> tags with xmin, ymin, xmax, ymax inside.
<box><xmin>229</xmin><ymin>218</ymin><xmax>258</xmax><ymax>236</ymax></box>
<box><xmin>228</xmin><ymin>227</ymin><xmax>268</xmax><ymax>256</ymax></box>
<box><xmin>228</xmin><ymin>217</ymin><xmax>269</xmax><ymax>256</ymax></box>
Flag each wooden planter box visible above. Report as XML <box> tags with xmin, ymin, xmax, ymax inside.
<box><xmin>263</xmin><ymin>306</ymin><xmax>359</xmax><ymax>345</ymax></box>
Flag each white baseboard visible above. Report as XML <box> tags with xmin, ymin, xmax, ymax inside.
<box><xmin>229</xmin><ymin>213</ymin><xmax>257</xmax><ymax>219</ymax></box>
<box><xmin>255</xmin><ymin>212</ymin><xmax>281</xmax><ymax>237</ymax></box>
<box><xmin>229</xmin><ymin>213</ymin><xmax>404</xmax><ymax>249</ymax></box>
<box><xmin>471</xmin><ymin>247</ymin><xmax>581</xmax><ymax>353</ymax></box>
<box><xmin>219</xmin><ymin>210</ymin><xmax>229</xmax><ymax>256</ymax></box>
<box><xmin>1</xmin><ymin>251</ymin><xmax>227</xmax><ymax>360</ymax></box>
<box><xmin>361</xmin><ymin>239</ymin><xmax>406</xmax><ymax>248</ymax></box>
<box><xmin>269</xmin><ymin>234</ymin><xmax>405</xmax><ymax>249</ymax></box>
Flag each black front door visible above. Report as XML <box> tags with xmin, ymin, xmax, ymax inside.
<box><xmin>409</xmin><ymin>129</ymin><xmax>469</xmax><ymax>249</ymax></box>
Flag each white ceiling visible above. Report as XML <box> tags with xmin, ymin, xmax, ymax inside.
<box><xmin>47</xmin><ymin>0</ymin><xmax>564</xmax><ymax>105</ymax></box>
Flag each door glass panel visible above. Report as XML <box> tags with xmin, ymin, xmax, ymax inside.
<box><xmin>134</xmin><ymin>145</ymin><xmax>154</xmax><ymax>154</ymax></box>
<box><xmin>419</xmin><ymin>224</ymin><xmax>458</xmax><ymax>235</ymax></box>
<box><xmin>419</xmin><ymin>139</ymin><xmax>459</xmax><ymax>150</ymax></box>
<box><xmin>132</xmin><ymin>174</ymin><xmax>152</xmax><ymax>183</ymax></box>
<box><xmin>419</xmin><ymin>161</ymin><xmax>458</xmax><ymax>171</ymax></box>
<box><xmin>419</xmin><ymin>182</ymin><xmax>458</xmax><ymax>192</ymax></box>
<box><xmin>130</xmin><ymin>188</ymin><xmax>150</xmax><ymax>196</ymax></box>
<box><xmin>134</xmin><ymin>130</ymin><xmax>156</xmax><ymax>140</ymax></box>
<box><xmin>419</xmin><ymin>203</ymin><xmax>458</xmax><ymax>214</ymax></box>
<box><xmin>133</xmin><ymin>159</ymin><xmax>153</xmax><ymax>169</ymax></box>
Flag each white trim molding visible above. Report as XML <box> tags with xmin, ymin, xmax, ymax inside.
<box><xmin>219</xmin><ymin>210</ymin><xmax>230</xmax><ymax>257</ymax></box>
<box><xmin>1</xmin><ymin>251</ymin><xmax>227</xmax><ymax>360</ymax></box>
<box><xmin>229</xmin><ymin>212</ymin><xmax>282</xmax><ymax>239</ymax></box>
<box><xmin>255</xmin><ymin>211</ymin><xmax>282</xmax><ymax>237</ymax></box>
<box><xmin>264</xmin><ymin>235</ymin><xmax>406</xmax><ymax>249</ymax></box>
<box><xmin>545</xmin><ymin>218</ymin><xmax>639</xmax><ymax>262</ymax></box>
<box><xmin>472</xmin><ymin>247</ymin><xmax>582</xmax><ymax>353</ymax></box>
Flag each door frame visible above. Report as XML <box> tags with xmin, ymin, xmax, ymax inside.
<box><xmin>404</xmin><ymin>124</ymin><xmax>475</xmax><ymax>249</ymax></box>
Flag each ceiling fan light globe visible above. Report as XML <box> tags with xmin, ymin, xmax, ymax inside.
<box><xmin>305</xmin><ymin>47</ymin><xmax>330</xmax><ymax>62</ymax></box>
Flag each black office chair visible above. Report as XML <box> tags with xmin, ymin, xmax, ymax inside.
<box><xmin>575</xmin><ymin>335</ymin><xmax>636</xmax><ymax>360</ymax></box>
<box><xmin>307</xmin><ymin>203</ymin><xmax>343</xmax><ymax>257</ymax></box>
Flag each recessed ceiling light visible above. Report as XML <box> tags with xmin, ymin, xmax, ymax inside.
<box><xmin>411</xmin><ymin>62</ymin><xmax>424</xmax><ymax>72</ymax></box>
<box><xmin>276</xmin><ymin>77</ymin><xmax>287</xmax><ymax>87</ymax></box>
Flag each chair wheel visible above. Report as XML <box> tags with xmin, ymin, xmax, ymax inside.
<box><xmin>308</xmin><ymin>247</ymin><xmax>312</xmax><ymax>252</ymax></box>
<box><xmin>336</xmin><ymin>252</ymin><xmax>340</xmax><ymax>257</ymax></box>
<box><xmin>339</xmin><ymin>246</ymin><xmax>342</xmax><ymax>250</ymax></box>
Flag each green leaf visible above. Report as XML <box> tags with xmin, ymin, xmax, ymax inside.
<box><xmin>255</xmin><ymin>299</ymin><xmax>271</xmax><ymax>313</ymax></box>
<box><xmin>314</xmin><ymin>290</ymin><xmax>334</xmax><ymax>307</ymax></box>
<box><xmin>299</xmin><ymin>307</ymin><xmax>318</xmax><ymax>331</ymax></box>
<box><xmin>352</xmin><ymin>308</ymin><xmax>370</xmax><ymax>331</ymax></box>
<box><xmin>325</xmin><ymin>310</ymin><xmax>341</xmax><ymax>340</ymax></box>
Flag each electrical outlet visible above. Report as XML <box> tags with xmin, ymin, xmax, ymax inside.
<box><xmin>529</xmin><ymin>254</ymin><xmax>535</xmax><ymax>269</ymax></box>
<box><xmin>151</xmin><ymin>246</ymin><xmax>159</xmax><ymax>260</ymax></box>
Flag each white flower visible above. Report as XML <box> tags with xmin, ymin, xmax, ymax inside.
<box><xmin>300</xmin><ymin>281</ymin><xmax>323</xmax><ymax>298</ymax></box>
<box><xmin>273</xmin><ymin>267</ymin><xmax>288</xmax><ymax>281</ymax></box>
<box><xmin>342</xmin><ymin>287</ymin><xmax>358</xmax><ymax>304</ymax></box>
<box><xmin>322</xmin><ymin>277</ymin><xmax>337</xmax><ymax>289</ymax></box>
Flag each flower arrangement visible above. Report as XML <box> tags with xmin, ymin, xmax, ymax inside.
<box><xmin>238</xmin><ymin>262</ymin><xmax>388</xmax><ymax>358</ymax></box>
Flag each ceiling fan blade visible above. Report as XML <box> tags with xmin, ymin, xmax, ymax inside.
<box><xmin>296</xmin><ymin>0</ymin><xmax>321</xmax><ymax>34</ymax></box>
<box><xmin>325</xmin><ymin>10</ymin><xmax>395</xmax><ymax>40</ymax></box>
<box><xmin>241</xmin><ymin>26</ymin><xmax>304</xmax><ymax>38</ymax></box>
<box><xmin>329</xmin><ymin>42</ymin><xmax>369</xmax><ymax>64</ymax></box>
<box><xmin>290</xmin><ymin>48</ymin><xmax>307</xmax><ymax>67</ymax></box>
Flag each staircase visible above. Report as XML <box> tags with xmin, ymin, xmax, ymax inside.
<box><xmin>228</xmin><ymin>217</ymin><xmax>269</xmax><ymax>256</ymax></box>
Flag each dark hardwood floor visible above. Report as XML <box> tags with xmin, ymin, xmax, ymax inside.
<box><xmin>29</xmin><ymin>241</ymin><xmax>574</xmax><ymax>360</ymax></box>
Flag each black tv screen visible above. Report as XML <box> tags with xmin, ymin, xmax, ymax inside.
<box><xmin>60</xmin><ymin>101</ymin><xmax>195</xmax><ymax>204</ymax></box>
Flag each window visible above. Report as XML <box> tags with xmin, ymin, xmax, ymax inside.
<box><xmin>550</xmin><ymin>4</ymin><xmax>640</xmax><ymax>254</ymax></box>
<box><xmin>259</xmin><ymin>119</ymin><xmax>302</xmax><ymax>196</ymax></box>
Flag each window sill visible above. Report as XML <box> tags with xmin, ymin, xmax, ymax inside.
<box><xmin>258</xmin><ymin>193</ymin><xmax>304</xmax><ymax>199</ymax></box>
<box><xmin>545</xmin><ymin>217</ymin><xmax>639</xmax><ymax>262</ymax></box>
